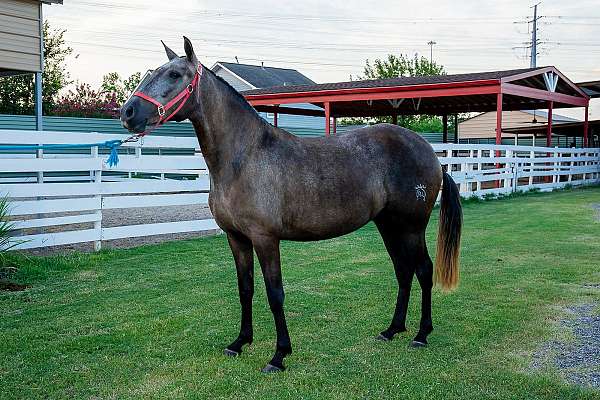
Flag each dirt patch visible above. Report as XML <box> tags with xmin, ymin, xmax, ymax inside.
<box><xmin>532</xmin><ymin>303</ymin><xmax>600</xmax><ymax>389</ymax></box>
<box><xmin>0</xmin><ymin>280</ymin><xmax>28</xmax><ymax>291</ymax></box>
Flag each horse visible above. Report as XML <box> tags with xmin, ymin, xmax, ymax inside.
<box><xmin>120</xmin><ymin>37</ymin><xmax>462</xmax><ymax>373</ymax></box>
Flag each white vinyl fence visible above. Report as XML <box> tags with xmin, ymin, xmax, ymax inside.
<box><xmin>0</xmin><ymin>130</ymin><xmax>217</xmax><ymax>251</ymax></box>
<box><xmin>432</xmin><ymin>144</ymin><xmax>600</xmax><ymax>197</ymax></box>
<box><xmin>1</xmin><ymin>130</ymin><xmax>599</xmax><ymax>251</ymax></box>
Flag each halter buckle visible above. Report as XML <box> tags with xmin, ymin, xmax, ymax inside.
<box><xmin>157</xmin><ymin>105</ymin><xmax>165</xmax><ymax>117</ymax></box>
<box><xmin>187</xmin><ymin>84</ymin><xmax>194</xmax><ymax>94</ymax></box>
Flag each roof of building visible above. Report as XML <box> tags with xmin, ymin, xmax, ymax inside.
<box><xmin>577</xmin><ymin>80</ymin><xmax>600</xmax><ymax>98</ymax></box>
<box><xmin>243</xmin><ymin>66</ymin><xmax>589</xmax><ymax>118</ymax></box>
<box><xmin>213</xmin><ymin>62</ymin><xmax>315</xmax><ymax>89</ymax></box>
<box><xmin>243</xmin><ymin>67</ymin><xmax>540</xmax><ymax>96</ymax></box>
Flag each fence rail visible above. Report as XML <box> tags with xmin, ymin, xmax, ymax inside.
<box><xmin>1</xmin><ymin>130</ymin><xmax>599</xmax><ymax>251</ymax></box>
<box><xmin>0</xmin><ymin>130</ymin><xmax>216</xmax><ymax>251</ymax></box>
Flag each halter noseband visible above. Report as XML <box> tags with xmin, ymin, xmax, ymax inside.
<box><xmin>132</xmin><ymin>63</ymin><xmax>203</xmax><ymax>135</ymax></box>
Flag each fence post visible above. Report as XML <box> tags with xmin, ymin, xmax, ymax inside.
<box><xmin>529</xmin><ymin>150</ymin><xmax>535</xmax><ymax>187</ymax></box>
<box><xmin>504</xmin><ymin>149</ymin><xmax>513</xmax><ymax>193</ymax></box>
<box><xmin>91</xmin><ymin>145</ymin><xmax>102</xmax><ymax>251</ymax></box>
<box><xmin>553</xmin><ymin>150</ymin><xmax>559</xmax><ymax>185</ymax></box>
<box><xmin>476</xmin><ymin>149</ymin><xmax>482</xmax><ymax>193</ymax></box>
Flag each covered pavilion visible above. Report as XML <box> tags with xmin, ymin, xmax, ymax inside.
<box><xmin>243</xmin><ymin>66</ymin><xmax>593</xmax><ymax>147</ymax></box>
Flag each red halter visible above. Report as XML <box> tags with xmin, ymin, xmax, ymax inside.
<box><xmin>133</xmin><ymin>64</ymin><xmax>203</xmax><ymax>135</ymax></box>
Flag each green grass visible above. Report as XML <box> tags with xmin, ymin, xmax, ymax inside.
<box><xmin>1</xmin><ymin>187</ymin><xmax>600</xmax><ymax>399</ymax></box>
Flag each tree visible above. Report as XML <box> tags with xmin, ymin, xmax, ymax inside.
<box><xmin>53</xmin><ymin>83</ymin><xmax>120</xmax><ymax>119</ymax></box>
<box><xmin>100</xmin><ymin>71</ymin><xmax>141</xmax><ymax>105</ymax></box>
<box><xmin>0</xmin><ymin>22</ymin><xmax>72</xmax><ymax>115</ymax></box>
<box><xmin>343</xmin><ymin>54</ymin><xmax>446</xmax><ymax>132</ymax></box>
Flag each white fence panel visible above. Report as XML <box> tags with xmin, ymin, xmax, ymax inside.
<box><xmin>1</xmin><ymin>129</ymin><xmax>599</xmax><ymax>251</ymax></box>
<box><xmin>0</xmin><ymin>130</ymin><xmax>216</xmax><ymax>251</ymax></box>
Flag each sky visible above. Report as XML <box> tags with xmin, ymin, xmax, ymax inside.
<box><xmin>44</xmin><ymin>0</ymin><xmax>600</xmax><ymax>118</ymax></box>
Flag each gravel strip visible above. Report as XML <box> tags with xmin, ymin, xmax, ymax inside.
<box><xmin>532</xmin><ymin>302</ymin><xmax>600</xmax><ymax>389</ymax></box>
<box><xmin>22</xmin><ymin>204</ymin><xmax>220</xmax><ymax>256</ymax></box>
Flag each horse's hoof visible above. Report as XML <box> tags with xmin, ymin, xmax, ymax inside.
<box><xmin>223</xmin><ymin>348</ymin><xmax>239</xmax><ymax>357</ymax></box>
<box><xmin>376</xmin><ymin>333</ymin><xmax>392</xmax><ymax>341</ymax></box>
<box><xmin>410</xmin><ymin>340</ymin><xmax>427</xmax><ymax>348</ymax></box>
<box><xmin>261</xmin><ymin>363</ymin><xmax>284</xmax><ymax>373</ymax></box>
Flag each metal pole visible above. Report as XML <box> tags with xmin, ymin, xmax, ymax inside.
<box><xmin>453</xmin><ymin>114</ymin><xmax>459</xmax><ymax>144</ymax></box>
<box><xmin>530</xmin><ymin>3</ymin><xmax>540</xmax><ymax>68</ymax></box>
<box><xmin>35</xmin><ymin>2</ymin><xmax>44</xmax><ymax>131</ymax></box>
<box><xmin>546</xmin><ymin>101</ymin><xmax>553</xmax><ymax>147</ymax></box>
<box><xmin>324</xmin><ymin>102</ymin><xmax>331</xmax><ymax>136</ymax></box>
<box><xmin>427</xmin><ymin>40</ymin><xmax>437</xmax><ymax>66</ymax></box>
<box><xmin>496</xmin><ymin>93</ymin><xmax>503</xmax><ymax>145</ymax></box>
<box><xmin>442</xmin><ymin>114</ymin><xmax>448</xmax><ymax>143</ymax></box>
<box><xmin>583</xmin><ymin>105</ymin><xmax>589</xmax><ymax>147</ymax></box>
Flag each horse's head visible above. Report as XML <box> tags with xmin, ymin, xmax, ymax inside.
<box><xmin>121</xmin><ymin>37</ymin><xmax>200</xmax><ymax>133</ymax></box>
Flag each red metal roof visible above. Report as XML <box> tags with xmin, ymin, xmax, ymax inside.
<box><xmin>243</xmin><ymin>68</ymin><xmax>537</xmax><ymax>96</ymax></box>
<box><xmin>243</xmin><ymin>66</ymin><xmax>589</xmax><ymax>118</ymax></box>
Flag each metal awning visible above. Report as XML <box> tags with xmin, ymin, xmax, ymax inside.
<box><xmin>577</xmin><ymin>81</ymin><xmax>600</xmax><ymax>98</ymax></box>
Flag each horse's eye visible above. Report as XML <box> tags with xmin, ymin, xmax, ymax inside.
<box><xmin>169</xmin><ymin>71</ymin><xmax>181</xmax><ymax>79</ymax></box>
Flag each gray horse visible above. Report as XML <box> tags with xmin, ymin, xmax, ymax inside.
<box><xmin>121</xmin><ymin>37</ymin><xmax>462</xmax><ymax>373</ymax></box>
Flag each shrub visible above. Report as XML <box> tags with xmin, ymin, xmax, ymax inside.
<box><xmin>0</xmin><ymin>197</ymin><xmax>17</xmax><ymax>253</ymax></box>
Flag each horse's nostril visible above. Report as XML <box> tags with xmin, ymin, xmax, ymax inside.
<box><xmin>125</xmin><ymin>105</ymin><xmax>135</xmax><ymax>118</ymax></box>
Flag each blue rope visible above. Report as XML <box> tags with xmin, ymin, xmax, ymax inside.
<box><xmin>0</xmin><ymin>139</ymin><xmax>125</xmax><ymax>167</ymax></box>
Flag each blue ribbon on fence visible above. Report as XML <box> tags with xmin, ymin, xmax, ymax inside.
<box><xmin>0</xmin><ymin>140</ymin><xmax>124</xmax><ymax>167</ymax></box>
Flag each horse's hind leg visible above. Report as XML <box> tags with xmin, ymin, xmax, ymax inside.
<box><xmin>375</xmin><ymin>218</ymin><xmax>419</xmax><ymax>340</ymax></box>
<box><xmin>224</xmin><ymin>232</ymin><xmax>255</xmax><ymax>356</ymax></box>
<box><xmin>375</xmin><ymin>218</ymin><xmax>431</xmax><ymax>343</ymax></box>
<box><xmin>413</xmin><ymin>249</ymin><xmax>434</xmax><ymax>346</ymax></box>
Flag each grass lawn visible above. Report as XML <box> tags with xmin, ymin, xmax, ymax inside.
<box><xmin>1</xmin><ymin>187</ymin><xmax>600</xmax><ymax>399</ymax></box>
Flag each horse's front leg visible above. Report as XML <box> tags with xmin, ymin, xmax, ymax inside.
<box><xmin>253</xmin><ymin>235</ymin><xmax>292</xmax><ymax>373</ymax></box>
<box><xmin>224</xmin><ymin>232</ymin><xmax>254</xmax><ymax>356</ymax></box>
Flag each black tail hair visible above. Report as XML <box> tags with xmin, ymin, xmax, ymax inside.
<box><xmin>434</xmin><ymin>172</ymin><xmax>463</xmax><ymax>291</ymax></box>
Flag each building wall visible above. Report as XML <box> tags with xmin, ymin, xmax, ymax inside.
<box><xmin>212</xmin><ymin>66</ymin><xmax>254</xmax><ymax>92</ymax></box>
<box><xmin>458</xmin><ymin>111</ymin><xmax>549</xmax><ymax>139</ymax></box>
<box><xmin>0</xmin><ymin>0</ymin><xmax>42</xmax><ymax>73</ymax></box>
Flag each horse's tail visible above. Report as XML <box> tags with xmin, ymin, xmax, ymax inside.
<box><xmin>434</xmin><ymin>171</ymin><xmax>462</xmax><ymax>291</ymax></box>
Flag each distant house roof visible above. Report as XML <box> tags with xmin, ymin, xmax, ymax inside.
<box><xmin>577</xmin><ymin>80</ymin><xmax>600</xmax><ymax>98</ymax></box>
<box><xmin>213</xmin><ymin>62</ymin><xmax>316</xmax><ymax>89</ymax></box>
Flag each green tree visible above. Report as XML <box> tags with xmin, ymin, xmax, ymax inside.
<box><xmin>343</xmin><ymin>54</ymin><xmax>446</xmax><ymax>132</ymax></box>
<box><xmin>100</xmin><ymin>71</ymin><xmax>141</xmax><ymax>104</ymax></box>
<box><xmin>0</xmin><ymin>22</ymin><xmax>72</xmax><ymax>115</ymax></box>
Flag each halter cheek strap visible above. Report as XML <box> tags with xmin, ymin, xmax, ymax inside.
<box><xmin>133</xmin><ymin>64</ymin><xmax>203</xmax><ymax>135</ymax></box>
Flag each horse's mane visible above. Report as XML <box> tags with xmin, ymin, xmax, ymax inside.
<box><xmin>205</xmin><ymin>66</ymin><xmax>265</xmax><ymax>118</ymax></box>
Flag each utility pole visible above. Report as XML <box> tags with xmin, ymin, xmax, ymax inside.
<box><xmin>530</xmin><ymin>2</ymin><xmax>542</xmax><ymax>68</ymax></box>
<box><xmin>427</xmin><ymin>40</ymin><xmax>436</xmax><ymax>65</ymax></box>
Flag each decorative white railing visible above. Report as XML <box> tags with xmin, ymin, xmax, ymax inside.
<box><xmin>432</xmin><ymin>144</ymin><xmax>600</xmax><ymax>197</ymax></box>
<box><xmin>1</xmin><ymin>130</ymin><xmax>599</xmax><ymax>251</ymax></box>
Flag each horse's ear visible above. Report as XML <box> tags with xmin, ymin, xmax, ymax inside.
<box><xmin>161</xmin><ymin>40</ymin><xmax>178</xmax><ymax>61</ymax></box>
<box><xmin>183</xmin><ymin>36</ymin><xmax>198</xmax><ymax>64</ymax></box>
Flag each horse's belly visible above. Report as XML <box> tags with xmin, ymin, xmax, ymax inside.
<box><xmin>278</xmin><ymin>206</ymin><xmax>374</xmax><ymax>241</ymax></box>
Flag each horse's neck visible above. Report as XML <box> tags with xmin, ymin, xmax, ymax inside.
<box><xmin>189</xmin><ymin>72</ymin><xmax>272</xmax><ymax>181</ymax></box>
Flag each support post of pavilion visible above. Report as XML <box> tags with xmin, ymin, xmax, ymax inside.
<box><xmin>325</xmin><ymin>102</ymin><xmax>331</xmax><ymax>136</ymax></box>
<box><xmin>546</xmin><ymin>101</ymin><xmax>553</xmax><ymax>147</ymax></box>
<box><xmin>454</xmin><ymin>114</ymin><xmax>459</xmax><ymax>144</ymax></box>
<box><xmin>584</xmin><ymin>105</ymin><xmax>589</xmax><ymax>147</ymax></box>
<box><xmin>442</xmin><ymin>114</ymin><xmax>448</xmax><ymax>143</ymax></box>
